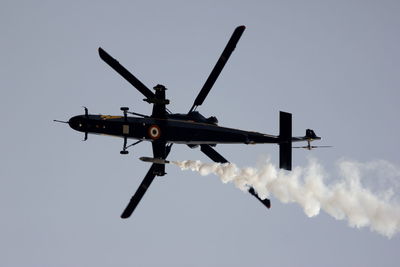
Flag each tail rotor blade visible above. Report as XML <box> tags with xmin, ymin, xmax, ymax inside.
<box><xmin>189</xmin><ymin>26</ymin><xmax>246</xmax><ymax>112</ymax></box>
<box><xmin>98</xmin><ymin>47</ymin><xmax>155</xmax><ymax>100</ymax></box>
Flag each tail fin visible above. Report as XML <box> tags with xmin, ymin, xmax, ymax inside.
<box><xmin>279</xmin><ymin>111</ymin><xmax>292</xmax><ymax>171</ymax></box>
<box><xmin>305</xmin><ymin>129</ymin><xmax>319</xmax><ymax>139</ymax></box>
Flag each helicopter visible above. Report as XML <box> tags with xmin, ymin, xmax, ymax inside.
<box><xmin>56</xmin><ymin>25</ymin><xmax>325</xmax><ymax>219</ymax></box>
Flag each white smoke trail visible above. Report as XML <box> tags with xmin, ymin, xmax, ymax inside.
<box><xmin>171</xmin><ymin>157</ymin><xmax>400</xmax><ymax>238</ymax></box>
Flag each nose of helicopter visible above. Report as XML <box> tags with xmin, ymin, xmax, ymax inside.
<box><xmin>68</xmin><ymin>115</ymin><xmax>84</xmax><ymax>132</ymax></box>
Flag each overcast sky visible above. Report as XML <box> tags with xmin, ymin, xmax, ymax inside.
<box><xmin>1</xmin><ymin>1</ymin><xmax>400</xmax><ymax>266</ymax></box>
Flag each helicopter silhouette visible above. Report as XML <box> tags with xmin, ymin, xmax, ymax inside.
<box><xmin>56</xmin><ymin>26</ymin><xmax>326</xmax><ymax>218</ymax></box>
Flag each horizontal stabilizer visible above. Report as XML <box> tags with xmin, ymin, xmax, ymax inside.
<box><xmin>292</xmin><ymin>129</ymin><xmax>322</xmax><ymax>142</ymax></box>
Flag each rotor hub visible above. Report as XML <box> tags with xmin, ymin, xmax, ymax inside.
<box><xmin>153</xmin><ymin>84</ymin><xmax>167</xmax><ymax>92</ymax></box>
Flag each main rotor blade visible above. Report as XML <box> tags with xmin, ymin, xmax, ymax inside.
<box><xmin>98</xmin><ymin>47</ymin><xmax>155</xmax><ymax>100</ymax></box>
<box><xmin>121</xmin><ymin>143</ymin><xmax>172</xmax><ymax>219</ymax></box>
<box><xmin>121</xmin><ymin>164</ymin><xmax>157</xmax><ymax>219</ymax></box>
<box><xmin>189</xmin><ymin>26</ymin><xmax>246</xmax><ymax>112</ymax></box>
<box><xmin>200</xmin><ymin>144</ymin><xmax>228</xmax><ymax>163</ymax></box>
<box><xmin>248</xmin><ymin>187</ymin><xmax>271</xmax><ymax>209</ymax></box>
<box><xmin>199</xmin><ymin>144</ymin><xmax>271</xmax><ymax>209</ymax></box>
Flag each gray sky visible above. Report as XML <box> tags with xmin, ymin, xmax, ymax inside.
<box><xmin>1</xmin><ymin>0</ymin><xmax>400</xmax><ymax>266</ymax></box>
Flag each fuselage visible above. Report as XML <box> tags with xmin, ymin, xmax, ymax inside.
<box><xmin>68</xmin><ymin>113</ymin><xmax>280</xmax><ymax>145</ymax></box>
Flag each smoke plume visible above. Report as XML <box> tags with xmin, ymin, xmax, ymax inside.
<box><xmin>171</xmin><ymin>157</ymin><xmax>400</xmax><ymax>238</ymax></box>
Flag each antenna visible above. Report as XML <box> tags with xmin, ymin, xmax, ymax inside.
<box><xmin>53</xmin><ymin>120</ymin><xmax>68</xmax><ymax>124</ymax></box>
